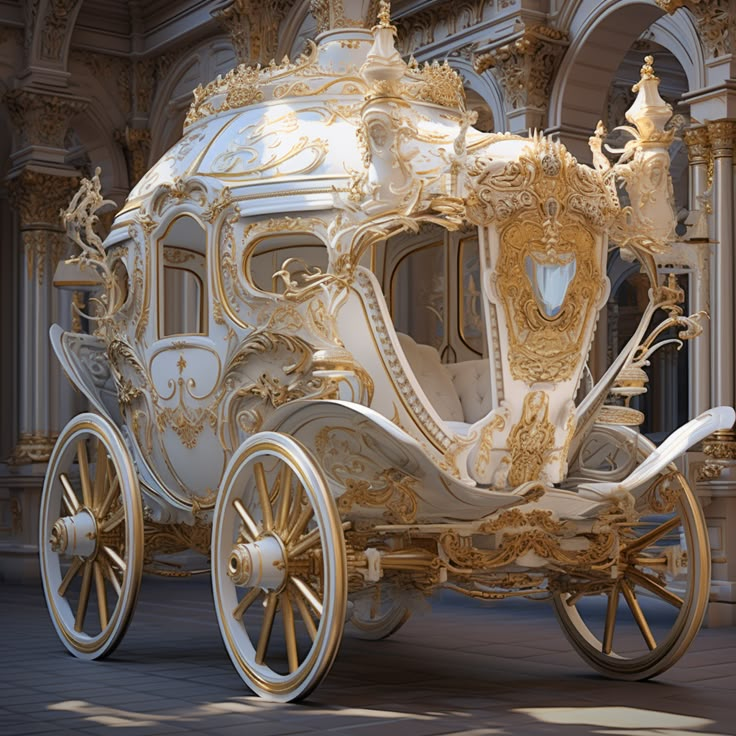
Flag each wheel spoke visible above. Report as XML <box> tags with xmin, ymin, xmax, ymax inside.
<box><xmin>59</xmin><ymin>473</ymin><xmax>81</xmax><ymax>515</ymax></box>
<box><xmin>58</xmin><ymin>557</ymin><xmax>83</xmax><ymax>596</ymax></box>
<box><xmin>291</xmin><ymin>576</ymin><xmax>323</xmax><ymax>617</ymax></box>
<box><xmin>371</xmin><ymin>584</ymin><xmax>382</xmax><ymax>619</ymax></box>
<box><xmin>623</xmin><ymin>515</ymin><xmax>681</xmax><ymax>555</ymax></box>
<box><xmin>100</xmin><ymin>558</ymin><xmax>121</xmax><ymax>596</ymax></box>
<box><xmin>281</xmin><ymin>590</ymin><xmax>299</xmax><ymax>674</ymax></box>
<box><xmin>233</xmin><ymin>499</ymin><xmax>259</xmax><ymax>542</ymax></box>
<box><xmin>74</xmin><ymin>561</ymin><xmax>93</xmax><ymax>632</ymax></box>
<box><xmin>103</xmin><ymin>545</ymin><xmax>127</xmax><ymax>575</ymax></box>
<box><xmin>77</xmin><ymin>440</ymin><xmax>93</xmax><ymax>508</ymax></box>
<box><xmin>254</xmin><ymin>462</ymin><xmax>273</xmax><ymax>532</ymax></box>
<box><xmin>97</xmin><ymin>475</ymin><xmax>120</xmax><ymax>521</ymax></box>
<box><xmin>255</xmin><ymin>592</ymin><xmax>278</xmax><ymax>665</ymax></box>
<box><xmin>626</xmin><ymin>568</ymin><xmax>683</xmax><ymax>609</ymax></box>
<box><xmin>621</xmin><ymin>579</ymin><xmax>656</xmax><ymax>650</ymax></box>
<box><xmin>289</xmin><ymin>526</ymin><xmax>321</xmax><ymax>558</ymax></box>
<box><xmin>602</xmin><ymin>582</ymin><xmax>619</xmax><ymax>655</ymax></box>
<box><xmin>232</xmin><ymin>587</ymin><xmax>261</xmax><ymax>620</ymax></box>
<box><xmin>285</xmin><ymin>503</ymin><xmax>315</xmax><ymax>547</ymax></box>
<box><xmin>93</xmin><ymin>440</ymin><xmax>108</xmax><ymax>508</ymax></box>
<box><xmin>94</xmin><ymin>561</ymin><xmax>109</xmax><ymax>629</ymax></box>
<box><xmin>275</xmin><ymin>464</ymin><xmax>292</xmax><ymax>534</ymax></box>
<box><xmin>292</xmin><ymin>584</ymin><xmax>317</xmax><ymax>641</ymax></box>
<box><xmin>101</xmin><ymin>506</ymin><xmax>125</xmax><ymax>533</ymax></box>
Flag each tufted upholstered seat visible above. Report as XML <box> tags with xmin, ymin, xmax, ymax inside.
<box><xmin>396</xmin><ymin>333</ymin><xmax>492</xmax><ymax>432</ymax></box>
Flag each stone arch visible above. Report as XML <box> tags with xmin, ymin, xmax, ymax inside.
<box><xmin>450</xmin><ymin>58</ymin><xmax>505</xmax><ymax>133</ymax></box>
<box><xmin>278</xmin><ymin>0</ymin><xmax>315</xmax><ymax>59</ymax></box>
<box><xmin>548</xmin><ymin>0</ymin><xmax>667</xmax><ymax>157</ymax></box>
<box><xmin>148</xmin><ymin>38</ymin><xmax>237</xmax><ymax>161</ymax></box>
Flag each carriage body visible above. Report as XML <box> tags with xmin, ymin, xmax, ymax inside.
<box><xmin>40</xmin><ymin>6</ymin><xmax>734</xmax><ymax>702</ymax></box>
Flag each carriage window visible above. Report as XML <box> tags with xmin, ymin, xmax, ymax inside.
<box><xmin>159</xmin><ymin>215</ymin><xmax>207</xmax><ymax>337</ymax></box>
<box><xmin>390</xmin><ymin>241</ymin><xmax>446</xmax><ymax>351</ymax></box>
<box><xmin>247</xmin><ymin>233</ymin><xmax>327</xmax><ymax>294</ymax></box>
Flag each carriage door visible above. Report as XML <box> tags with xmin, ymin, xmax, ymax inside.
<box><xmin>147</xmin><ymin>213</ymin><xmax>225</xmax><ymax>508</ymax></box>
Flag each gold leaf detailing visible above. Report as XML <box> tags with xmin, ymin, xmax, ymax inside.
<box><xmin>473</xmin><ymin>412</ymin><xmax>507</xmax><ymax>476</ymax></box>
<box><xmin>506</xmin><ymin>392</ymin><xmax>556</xmax><ymax>486</ymax></box>
<box><xmin>469</xmin><ymin>137</ymin><xmax>608</xmax><ymax>384</ymax></box>
<box><xmin>404</xmin><ymin>58</ymin><xmax>465</xmax><ymax>109</ymax></box>
<box><xmin>337</xmin><ymin>470</ymin><xmax>418</xmax><ymax>524</ymax></box>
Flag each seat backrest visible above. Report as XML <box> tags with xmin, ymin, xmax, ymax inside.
<box><xmin>396</xmin><ymin>333</ymin><xmax>464</xmax><ymax>423</ymax></box>
<box><xmin>445</xmin><ymin>359</ymin><xmax>492</xmax><ymax>424</ymax></box>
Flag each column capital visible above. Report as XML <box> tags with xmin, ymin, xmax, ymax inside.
<box><xmin>656</xmin><ymin>0</ymin><xmax>734</xmax><ymax>60</ymax></box>
<box><xmin>706</xmin><ymin>118</ymin><xmax>736</xmax><ymax>157</ymax></box>
<box><xmin>683</xmin><ymin>125</ymin><xmax>711</xmax><ymax>163</ymax></box>
<box><xmin>4</xmin><ymin>87</ymin><xmax>88</xmax><ymax>169</ymax></box>
<box><xmin>7</xmin><ymin>169</ymin><xmax>80</xmax><ymax>285</ymax></box>
<box><xmin>212</xmin><ymin>0</ymin><xmax>296</xmax><ymax>65</ymax></box>
<box><xmin>7</xmin><ymin>168</ymin><xmax>79</xmax><ymax>229</ymax></box>
<box><xmin>473</xmin><ymin>24</ymin><xmax>568</xmax><ymax>131</ymax></box>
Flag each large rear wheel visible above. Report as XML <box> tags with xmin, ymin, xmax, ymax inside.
<box><xmin>555</xmin><ymin>430</ymin><xmax>710</xmax><ymax>679</ymax></box>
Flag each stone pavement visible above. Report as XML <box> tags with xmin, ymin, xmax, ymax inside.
<box><xmin>2</xmin><ymin>577</ymin><xmax>735</xmax><ymax>736</ymax></box>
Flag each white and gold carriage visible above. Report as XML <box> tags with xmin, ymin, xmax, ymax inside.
<box><xmin>40</xmin><ymin>2</ymin><xmax>734</xmax><ymax>702</ymax></box>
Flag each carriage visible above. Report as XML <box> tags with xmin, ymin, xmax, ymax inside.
<box><xmin>40</xmin><ymin>3</ymin><xmax>734</xmax><ymax>702</ymax></box>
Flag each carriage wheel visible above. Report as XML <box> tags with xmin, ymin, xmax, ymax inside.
<box><xmin>553</xmin><ymin>470</ymin><xmax>709</xmax><ymax>679</ymax></box>
<box><xmin>40</xmin><ymin>413</ymin><xmax>143</xmax><ymax>659</ymax></box>
<box><xmin>212</xmin><ymin>431</ymin><xmax>347</xmax><ymax>702</ymax></box>
<box><xmin>349</xmin><ymin>581</ymin><xmax>411</xmax><ymax>640</ymax></box>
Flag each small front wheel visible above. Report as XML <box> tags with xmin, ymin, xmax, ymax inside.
<box><xmin>40</xmin><ymin>413</ymin><xmax>143</xmax><ymax>659</ymax></box>
<box><xmin>212</xmin><ymin>432</ymin><xmax>348</xmax><ymax>702</ymax></box>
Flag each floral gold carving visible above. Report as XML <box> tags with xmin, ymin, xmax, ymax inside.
<box><xmin>214</xmin><ymin>0</ymin><xmax>293</xmax><ymax>65</ymax></box>
<box><xmin>506</xmin><ymin>391</ymin><xmax>556</xmax><ymax>486</ymax></box>
<box><xmin>657</xmin><ymin>0</ymin><xmax>734</xmax><ymax>58</ymax></box>
<box><xmin>473</xmin><ymin>25</ymin><xmax>568</xmax><ymax>122</ymax></box>
<box><xmin>5</xmin><ymin>88</ymin><xmax>87</xmax><ymax>149</ymax></box>
<box><xmin>9</xmin><ymin>432</ymin><xmax>59</xmax><ymax>465</ymax></box>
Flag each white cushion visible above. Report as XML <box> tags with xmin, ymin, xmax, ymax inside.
<box><xmin>397</xmin><ymin>333</ymin><xmax>465</xmax><ymax>422</ymax></box>
<box><xmin>445</xmin><ymin>359</ymin><xmax>493</xmax><ymax>424</ymax></box>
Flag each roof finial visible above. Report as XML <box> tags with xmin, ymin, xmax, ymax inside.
<box><xmin>377</xmin><ymin>0</ymin><xmax>392</xmax><ymax>28</ymax></box>
<box><xmin>633</xmin><ymin>55</ymin><xmax>658</xmax><ymax>93</ymax></box>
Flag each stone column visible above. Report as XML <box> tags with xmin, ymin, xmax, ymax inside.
<box><xmin>7</xmin><ymin>169</ymin><xmax>80</xmax><ymax>464</ymax></box>
<box><xmin>706</xmin><ymin>120</ymin><xmax>736</xmax><ymax>411</ymax></box>
<box><xmin>3</xmin><ymin>87</ymin><xmax>86</xmax><ymax>464</ymax></box>
<box><xmin>683</xmin><ymin>126</ymin><xmax>712</xmax><ymax>418</ymax></box>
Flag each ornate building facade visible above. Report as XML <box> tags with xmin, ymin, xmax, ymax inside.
<box><xmin>1</xmin><ymin>0</ymin><xmax>735</xmax><ymax>623</ymax></box>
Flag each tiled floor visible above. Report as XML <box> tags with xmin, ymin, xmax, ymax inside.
<box><xmin>2</xmin><ymin>577</ymin><xmax>735</xmax><ymax>735</ymax></box>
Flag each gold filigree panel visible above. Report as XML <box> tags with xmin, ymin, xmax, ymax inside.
<box><xmin>496</xmin><ymin>218</ymin><xmax>602</xmax><ymax>384</ymax></box>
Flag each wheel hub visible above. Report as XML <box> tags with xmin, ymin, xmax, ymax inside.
<box><xmin>228</xmin><ymin>535</ymin><xmax>287</xmax><ymax>591</ymax></box>
<box><xmin>50</xmin><ymin>508</ymin><xmax>98</xmax><ymax>558</ymax></box>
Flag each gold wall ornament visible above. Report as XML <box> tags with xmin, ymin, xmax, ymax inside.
<box><xmin>656</xmin><ymin>0</ymin><xmax>734</xmax><ymax>58</ymax></box>
<box><xmin>116</xmin><ymin>126</ymin><xmax>152</xmax><ymax>187</ymax></box>
<box><xmin>473</xmin><ymin>24</ymin><xmax>568</xmax><ymax>123</ymax></box>
<box><xmin>506</xmin><ymin>392</ymin><xmax>556</xmax><ymax>486</ymax></box>
<box><xmin>212</xmin><ymin>0</ymin><xmax>293</xmax><ymax>66</ymax></box>
<box><xmin>395</xmin><ymin>0</ymin><xmax>487</xmax><ymax>56</ymax></box>
<box><xmin>8</xmin><ymin>432</ymin><xmax>59</xmax><ymax>465</ymax></box>
<box><xmin>703</xmin><ymin>429</ymin><xmax>736</xmax><ymax>460</ymax></box>
<box><xmin>4</xmin><ymin>88</ymin><xmax>87</xmax><ymax>149</ymax></box>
